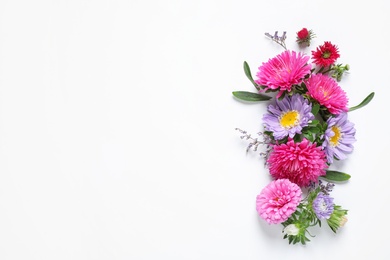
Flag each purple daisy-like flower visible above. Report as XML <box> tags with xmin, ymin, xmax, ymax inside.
<box><xmin>312</xmin><ymin>192</ymin><xmax>334</xmax><ymax>219</ymax></box>
<box><xmin>263</xmin><ymin>94</ymin><xmax>314</xmax><ymax>140</ymax></box>
<box><xmin>322</xmin><ymin>113</ymin><xmax>356</xmax><ymax>164</ymax></box>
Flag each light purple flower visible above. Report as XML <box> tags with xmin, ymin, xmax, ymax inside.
<box><xmin>313</xmin><ymin>193</ymin><xmax>334</xmax><ymax>219</ymax></box>
<box><xmin>322</xmin><ymin>113</ymin><xmax>356</xmax><ymax>164</ymax></box>
<box><xmin>263</xmin><ymin>94</ymin><xmax>314</xmax><ymax>140</ymax></box>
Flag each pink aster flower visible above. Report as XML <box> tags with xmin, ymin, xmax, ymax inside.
<box><xmin>256</xmin><ymin>179</ymin><xmax>302</xmax><ymax>224</ymax></box>
<box><xmin>267</xmin><ymin>138</ymin><xmax>328</xmax><ymax>187</ymax></box>
<box><xmin>306</xmin><ymin>74</ymin><xmax>348</xmax><ymax>114</ymax></box>
<box><xmin>255</xmin><ymin>50</ymin><xmax>311</xmax><ymax>98</ymax></box>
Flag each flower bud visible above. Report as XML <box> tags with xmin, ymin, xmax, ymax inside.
<box><xmin>283</xmin><ymin>224</ymin><xmax>299</xmax><ymax>236</ymax></box>
<box><xmin>339</xmin><ymin>216</ymin><xmax>348</xmax><ymax>227</ymax></box>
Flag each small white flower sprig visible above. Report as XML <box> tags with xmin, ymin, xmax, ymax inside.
<box><xmin>232</xmin><ymin>29</ymin><xmax>374</xmax><ymax>245</ymax></box>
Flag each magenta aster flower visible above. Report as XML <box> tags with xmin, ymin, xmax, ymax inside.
<box><xmin>256</xmin><ymin>179</ymin><xmax>302</xmax><ymax>224</ymax></box>
<box><xmin>322</xmin><ymin>113</ymin><xmax>356</xmax><ymax>164</ymax></box>
<box><xmin>255</xmin><ymin>50</ymin><xmax>311</xmax><ymax>98</ymax></box>
<box><xmin>267</xmin><ymin>138</ymin><xmax>328</xmax><ymax>187</ymax></box>
<box><xmin>263</xmin><ymin>94</ymin><xmax>314</xmax><ymax>140</ymax></box>
<box><xmin>306</xmin><ymin>74</ymin><xmax>348</xmax><ymax>114</ymax></box>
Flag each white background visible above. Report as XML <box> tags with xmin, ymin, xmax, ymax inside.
<box><xmin>0</xmin><ymin>0</ymin><xmax>388</xmax><ymax>259</ymax></box>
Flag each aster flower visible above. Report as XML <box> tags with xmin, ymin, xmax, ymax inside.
<box><xmin>267</xmin><ymin>138</ymin><xmax>328</xmax><ymax>187</ymax></box>
<box><xmin>256</xmin><ymin>179</ymin><xmax>302</xmax><ymax>224</ymax></box>
<box><xmin>296</xmin><ymin>28</ymin><xmax>315</xmax><ymax>46</ymax></box>
<box><xmin>322</xmin><ymin>113</ymin><xmax>356</xmax><ymax>164</ymax></box>
<box><xmin>263</xmin><ymin>94</ymin><xmax>314</xmax><ymax>140</ymax></box>
<box><xmin>312</xmin><ymin>41</ymin><xmax>340</xmax><ymax>67</ymax></box>
<box><xmin>312</xmin><ymin>192</ymin><xmax>334</xmax><ymax>219</ymax></box>
<box><xmin>306</xmin><ymin>74</ymin><xmax>348</xmax><ymax>115</ymax></box>
<box><xmin>255</xmin><ymin>50</ymin><xmax>311</xmax><ymax>98</ymax></box>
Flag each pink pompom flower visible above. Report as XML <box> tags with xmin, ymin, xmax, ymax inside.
<box><xmin>256</xmin><ymin>179</ymin><xmax>302</xmax><ymax>224</ymax></box>
<box><xmin>306</xmin><ymin>74</ymin><xmax>348</xmax><ymax>115</ymax></box>
<box><xmin>267</xmin><ymin>138</ymin><xmax>328</xmax><ymax>187</ymax></box>
<box><xmin>255</xmin><ymin>50</ymin><xmax>311</xmax><ymax>98</ymax></box>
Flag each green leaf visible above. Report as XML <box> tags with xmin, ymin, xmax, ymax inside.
<box><xmin>243</xmin><ymin>61</ymin><xmax>258</xmax><ymax>88</ymax></box>
<box><xmin>322</xmin><ymin>170</ymin><xmax>351</xmax><ymax>182</ymax></box>
<box><xmin>306</xmin><ymin>126</ymin><xmax>321</xmax><ymax>134</ymax></box>
<box><xmin>348</xmin><ymin>92</ymin><xmax>375</xmax><ymax>112</ymax></box>
<box><xmin>232</xmin><ymin>91</ymin><xmax>272</xmax><ymax>101</ymax></box>
<box><xmin>309</xmin><ymin>120</ymin><xmax>320</xmax><ymax>126</ymax></box>
<box><xmin>303</xmin><ymin>133</ymin><xmax>314</xmax><ymax>142</ymax></box>
<box><xmin>311</xmin><ymin>103</ymin><xmax>320</xmax><ymax>115</ymax></box>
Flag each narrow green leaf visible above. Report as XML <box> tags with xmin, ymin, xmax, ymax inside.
<box><xmin>348</xmin><ymin>92</ymin><xmax>375</xmax><ymax>112</ymax></box>
<box><xmin>322</xmin><ymin>170</ymin><xmax>351</xmax><ymax>182</ymax></box>
<box><xmin>243</xmin><ymin>61</ymin><xmax>258</xmax><ymax>88</ymax></box>
<box><xmin>232</xmin><ymin>91</ymin><xmax>272</xmax><ymax>101</ymax></box>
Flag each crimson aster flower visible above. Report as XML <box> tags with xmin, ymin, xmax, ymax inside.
<box><xmin>256</xmin><ymin>179</ymin><xmax>302</xmax><ymax>224</ymax></box>
<box><xmin>263</xmin><ymin>94</ymin><xmax>314</xmax><ymax>140</ymax></box>
<box><xmin>306</xmin><ymin>74</ymin><xmax>348</xmax><ymax>115</ymax></box>
<box><xmin>322</xmin><ymin>113</ymin><xmax>356</xmax><ymax>164</ymax></box>
<box><xmin>267</xmin><ymin>138</ymin><xmax>328</xmax><ymax>187</ymax></box>
<box><xmin>311</xmin><ymin>41</ymin><xmax>340</xmax><ymax>67</ymax></box>
<box><xmin>255</xmin><ymin>50</ymin><xmax>311</xmax><ymax>98</ymax></box>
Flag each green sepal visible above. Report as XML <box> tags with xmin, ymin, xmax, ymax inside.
<box><xmin>348</xmin><ymin>92</ymin><xmax>375</xmax><ymax>112</ymax></box>
<box><xmin>232</xmin><ymin>91</ymin><xmax>272</xmax><ymax>102</ymax></box>
<box><xmin>322</xmin><ymin>170</ymin><xmax>351</xmax><ymax>182</ymax></box>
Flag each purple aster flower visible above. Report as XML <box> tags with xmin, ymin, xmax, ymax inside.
<box><xmin>263</xmin><ymin>94</ymin><xmax>314</xmax><ymax>140</ymax></box>
<box><xmin>322</xmin><ymin>113</ymin><xmax>356</xmax><ymax>164</ymax></box>
<box><xmin>313</xmin><ymin>192</ymin><xmax>334</xmax><ymax>219</ymax></box>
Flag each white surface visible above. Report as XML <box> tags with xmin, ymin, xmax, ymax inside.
<box><xmin>0</xmin><ymin>0</ymin><xmax>388</xmax><ymax>259</ymax></box>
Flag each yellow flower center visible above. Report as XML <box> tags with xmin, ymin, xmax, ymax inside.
<box><xmin>280</xmin><ymin>110</ymin><xmax>300</xmax><ymax>128</ymax></box>
<box><xmin>319</xmin><ymin>86</ymin><xmax>330</xmax><ymax>100</ymax></box>
<box><xmin>330</xmin><ymin>126</ymin><xmax>342</xmax><ymax>146</ymax></box>
<box><xmin>322</xmin><ymin>51</ymin><xmax>331</xmax><ymax>59</ymax></box>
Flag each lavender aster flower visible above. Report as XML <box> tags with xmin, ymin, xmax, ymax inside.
<box><xmin>263</xmin><ymin>94</ymin><xmax>314</xmax><ymax>140</ymax></box>
<box><xmin>322</xmin><ymin>113</ymin><xmax>356</xmax><ymax>164</ymax></box>
<box><xmin>313</xmin><ymin>193</ymin><xmax>334</xmax><ymax>219</ymax></box>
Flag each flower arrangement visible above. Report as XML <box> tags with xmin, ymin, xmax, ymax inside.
<box><xmin>233</xmin><ymin>29</ymin><xmax>374</xmax><ymax>245</ymax></box>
